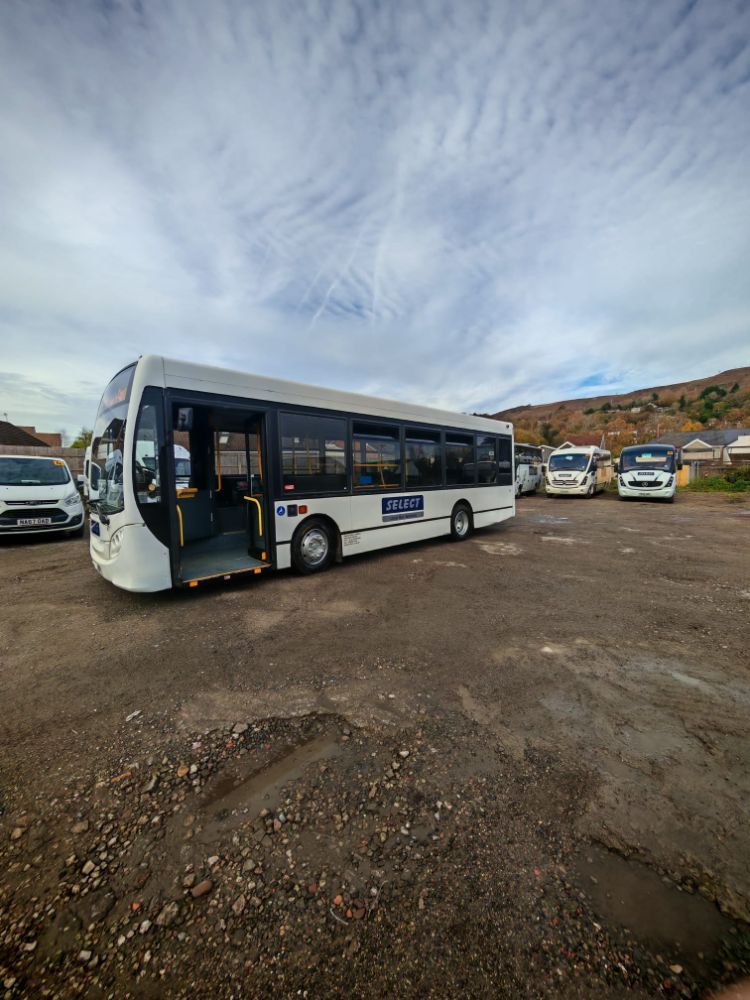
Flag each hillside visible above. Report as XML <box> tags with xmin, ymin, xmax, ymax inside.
<box><xmin>492</xmin><ymin>367</ymin><xmax>750</xmax><ymax>452</ymax></box>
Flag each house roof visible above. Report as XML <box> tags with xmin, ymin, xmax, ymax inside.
<box><xmin>0</xmin><ymin>421</ymin><xmax>50</xmax><ymax>447</ymax></box>
<box><xmin>650</xmin><ymin>428</ymin><xmax>750</xmax><ymax>448</ymax></box>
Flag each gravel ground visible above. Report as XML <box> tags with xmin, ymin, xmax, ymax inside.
<box><xmin>1</xmin><ymin>491</ymin><xmax>749</xmax><ymax>998</ymax></box>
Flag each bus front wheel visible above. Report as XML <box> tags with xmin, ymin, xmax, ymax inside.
<box><xmin>450</xmin><ymin>503</ymin><xmax>473</xmax><ymax>541</ymax></box>
<box><xmin>292</xmin><ymin>518</ymin><xmax>334</xmax><ymax>574</ymax></box>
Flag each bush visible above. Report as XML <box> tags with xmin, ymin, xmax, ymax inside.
<box><xmin>684</xmin><ymin>467</ymin><xmax>750</xmax><ymax>492</ymax></box>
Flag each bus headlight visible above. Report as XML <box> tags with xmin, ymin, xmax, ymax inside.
<box><xmin>110</xmin><ymin>528</ymin><xmax>124</xmax><ymax>556</ymax></box>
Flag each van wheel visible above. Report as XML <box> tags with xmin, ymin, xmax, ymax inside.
<box><xmin>450</xmin><ymin>503</ymin><xmax>473</xmax><ymax>541</ymax></box>
<box><xmin>586</xmin><ymin>484</ymin><xmax>595</xmax><ymax>498</ymax></box>
<box><xmin>292</xmin><ymin>518</ymin><xmax>333</xmax><ymax>574</ymax></box>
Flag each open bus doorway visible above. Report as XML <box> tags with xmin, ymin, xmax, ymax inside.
<box><xmin>170</xmin><ymin>402</ymin><xmax>269</xmax><ymax>584</ymax></box>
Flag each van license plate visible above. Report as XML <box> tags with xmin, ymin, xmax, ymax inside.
<box><xmin>18</xmin><ymin>517</ymin><xmax>51</xmax><ymax>526</ymax></box>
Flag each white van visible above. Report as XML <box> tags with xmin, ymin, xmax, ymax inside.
<box><xmin>616</xmin><ymin>444</ymin><xmax>680</xmax><ymax>502</ymax></box>
<box><xmin>545</xmin><ymin>445</ymin><xmax>613</xmax><ymax>497</ymax></box>
<box><xmin>0</xmin><ymin>455</ymin><xmax>85</xmax><ymax>537</ymax></box>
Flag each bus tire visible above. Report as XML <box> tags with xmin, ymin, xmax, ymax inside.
<box><xmin>292</xmin><ymin>517</ymin><xmax>334</xmax><ymax>574</ymax></box>
<box><xmin>450</xmin><ymin>503</ymin><xmax>473</xmax><ymax>541</ymax></box>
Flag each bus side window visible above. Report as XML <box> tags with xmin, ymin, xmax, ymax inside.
<box><xmin>135</xmin><ymin>402</ymin><xmax>162</xmax><ymax>504</ymax></box>
<box><xmin>497</xmin><ymin>436</ymin><xmax>513</xmax><ymax>486</ymax></box>
<box><xmin>476</xmin><ymin>435</ymin><xmax>497</xmax><ymax>484</ymax></box>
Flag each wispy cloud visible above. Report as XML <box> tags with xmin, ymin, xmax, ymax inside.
<box><xmin>0</xmin><ymin>0</ymin><xmax>748</xmax><ymax>433</ymax></box>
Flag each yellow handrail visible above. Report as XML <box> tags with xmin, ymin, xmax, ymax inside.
<box><xmin>244</xmin><ymin>496</ymin><xmax>263</xmax><ymax>537</ymax></box>
<box><xmin>176</xmin><ymin>504</ymin><xmax>184</xmax><ymax>546</ymax></box>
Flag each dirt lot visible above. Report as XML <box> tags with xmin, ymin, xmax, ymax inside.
<box><xmin>1</xmin><ymin>491</ymin><xmax>749</xmax><ymax>998</ymax></box>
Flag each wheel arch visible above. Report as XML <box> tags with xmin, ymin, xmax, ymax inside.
<box><xmin>451</xmin><ymin>498</ymin><xmax>473</xmax><ymax>516</ymax></box>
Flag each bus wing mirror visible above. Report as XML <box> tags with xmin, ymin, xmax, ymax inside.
<box><xmin>176</xmin><ymin>407</ymin><xmax>194</xmax><ymax>431</ymax></box>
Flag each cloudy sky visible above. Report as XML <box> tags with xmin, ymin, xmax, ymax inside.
<box><xmin>1</xmin><ymin>0</ymin><xmax>749</xmax><ymax>437</ymax></box>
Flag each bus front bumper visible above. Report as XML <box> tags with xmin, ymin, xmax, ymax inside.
<box><xmin>90</xmin><ymin>521</ymin><xmax>172</xmax><ymax>592</ymax></box>
<box><xmin>618</xmin><ymin>483</ymin><xmax>675</xmax><ymax>500</ymax></box>
<box><xmin>545</xmin><ymin>481</ymin><xmax>589</xmax><ymax>496</ymax></box>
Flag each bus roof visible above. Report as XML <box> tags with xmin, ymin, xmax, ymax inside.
<box><xmin>550</xmin><ymin>444</ymin><xmax>608</xmax><ymax>455</ymax></box>
<box><xmin>136</xmin><ymin>355</ymin><xmax>513</xmax><ymax>436</ymax></box>
<box><xmin>620</xmin><ymin>442</ymin><xmax>674</xmax><ymax>452</ymax></box>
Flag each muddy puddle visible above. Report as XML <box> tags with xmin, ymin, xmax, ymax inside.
<box><xmin>576</xmin><ymin>844</ymin><xmax>738</xmax><ymax>975</ymax></box>
<box><xmin>195</xmin><ymin>726</ymin><xmax>343</xmax><ymax>845</ymax></box>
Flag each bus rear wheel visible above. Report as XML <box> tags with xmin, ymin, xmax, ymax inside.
<box><xmin>292</xmin><ymin>518</ymin><xmax>334</xmax><ymax>574</ymax></box>
<box><xmin>450</xmin><ymin>503</ymin><xmax>473</xmax><ymax>541</ymax></box>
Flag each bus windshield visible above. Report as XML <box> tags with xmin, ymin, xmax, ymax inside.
<box><xmin>0</xmin><ymin>457</ymin><xmax>70</xmax><ymax>486</ymax></box>
<box><xmin>620</xmin><ymin>449</ymin><xmax>675</xmax><ymax>473</ymax></box>
<box><xmin>548</xmin><ymin>453</ymin><xmax>590</xmax><ymax>472</ymax></box>
<box><xmin>90</xmin><ymin>365</ymin><xmax>135</xmax><ymax>515</ymax></box>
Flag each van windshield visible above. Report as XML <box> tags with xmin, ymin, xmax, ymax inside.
<box><xmin>548</xmin><ymin>453</ymin><xmax>590</xmax><ymax>472</ymax></box>
<box><xmin>0</xmin><ymin>457</ymin><xmax>70</xmax><ymax>486</ymax></box>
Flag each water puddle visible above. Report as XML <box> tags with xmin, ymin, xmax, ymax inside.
<box><xmin>575</xmin><ymin>844</ymin><xmax>736</xmax><ymax>975</ymax></box>
<box><xmin>196</xmin><ymin>727</ymin><xmax>343</xmax><ymax>845</ymax></box>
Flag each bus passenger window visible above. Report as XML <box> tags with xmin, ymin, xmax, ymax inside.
<box><xmin>497</xmin><ymin>436</ymin><xmax>513</xmax><ymax>486</ymax></box>
<box><xmin>405</xmin><ymin>429</ymin><xmax>442</xmax><ymax>487</ymax></box>
<box><xmin>445</xmin><ymin>435</ymin><xmax>475</xmax><ymax>485</ymax></box>
<box><xmin>352</xmin><ymin>422</ymin><xmax>401</xmax><ymax>489</ymax></box>
<box><xmin>280</xmin><ymin>413</ymin><xmax>347</xmax><ymax>493</ymax></box>
<box><xmin>476</xmin><ymin>436</ymin><xmax>497</xmax><ymax>484</ymax></box>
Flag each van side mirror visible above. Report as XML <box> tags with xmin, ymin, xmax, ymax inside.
<box><xmin>613</xmin><ymin>461</ymin><xmax>619</xmax><ymax>473</ymax></box>
<box><xmin>77</xmin><ymin>473</ymin><xmax>85</xmax><ymax>486</ymax></box>
<box><xmin>677</xmin><ymin>460</ymin><xmax>683</xmax><ymax>471</ymax></box>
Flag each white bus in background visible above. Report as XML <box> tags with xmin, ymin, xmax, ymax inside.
<box><xmin>88</xmin><ymin>356</ymin><xmax>515</xmax><ymax>592</ymax></box>
<box><xmin>616</xmin><ymin>443</ymin><xmax>680</xmax><ymax>502</ymax></box>
<box><xmin>514</xmin><ymin>443</ymin><xmax>543</xmax><ymax>497</ymax></box>
<box><xmin>545</xmin><ymin>445</ymin><xmax>613</xmax><ymax>497</ymax></box>
<box><xmin>80</xmin><ymin>445</ymin><xmax>93</xmax><ymax>498</ymax></box>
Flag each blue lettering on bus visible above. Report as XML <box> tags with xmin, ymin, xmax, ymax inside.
<box><xmin>381</xmin><ymin>495</ymin><xmax>425</xmax><ymax>522</ymax></box>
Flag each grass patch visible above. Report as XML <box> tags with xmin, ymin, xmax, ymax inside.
<box><xmin>681</xmin><ymin>468</ymin><xmax>750</xmax><ymax>493</ymax></box>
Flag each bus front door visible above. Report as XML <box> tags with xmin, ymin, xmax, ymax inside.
<box><xmin>243</xmin><ymin>422</ymin><xmax>267</xmax><ymax>564</ymax></box>
<box><xmin>172</xmin><ymin>404</ymin><xmax>270</xmax><ymax>585</ymax></box>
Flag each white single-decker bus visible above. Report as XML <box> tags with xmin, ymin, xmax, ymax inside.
<box><xmin>88</xmin><ymin>356</ymin><xmax>515</xmax><ymax>592</ymax></box>
<box><xmin>545</xmin><ymin>445</ymin><xmax>613</xmax><ymax>497</ymax></box>
<box><xmin>616</xmin><ymin>444</ymin><xmax>680</xmax><ymax>502</ymax></box>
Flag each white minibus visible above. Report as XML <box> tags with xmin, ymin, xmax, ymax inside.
<box><xmin>616</xmin><ymin>444</ymin><xmax>680</xmax><ymax>502</ymax></box>
<box><xmin>514</xmin><ymin>444</ymin><xmax>543</xmax><ymax>497</ymax></box>
<box><xmin>545</xmin><ymin>445</ymin><xmax>613</xmax><ymax>497</ymax></box>
<box><xmin>88</xmin><ymin>356</ymin><xmax>515</xmax><ymax>591</ymax></box>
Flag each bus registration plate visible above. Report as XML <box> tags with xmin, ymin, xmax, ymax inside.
<box><xmin>382</xmin><ymin>495</ymin><xmax>424</xmax><ymax>522</ymax></box>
